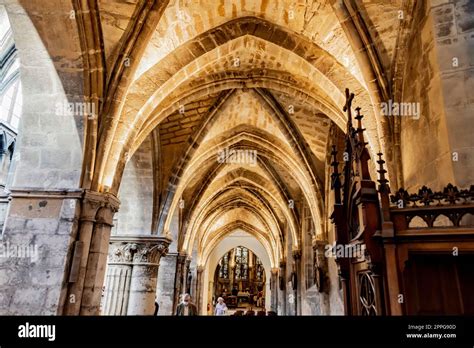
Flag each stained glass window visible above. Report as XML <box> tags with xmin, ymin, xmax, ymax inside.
<box><xmin>217</xmin><ymin>246</ymin><xmax>261</xmax><ymax>282</ymax></box>
<box><xmin>235</xmin><ymin>246</ymin><xmax>249</xmax><ymax>280</ymax></box>
<box><xmin>218</xmin><ymin>252</ymin><xmax>229</xmax><ymax>279</ymax></box>
<box><xmin>256</xmin><ymin>258</ymin><xmax>264</xmax><ymax>280</ymax></box>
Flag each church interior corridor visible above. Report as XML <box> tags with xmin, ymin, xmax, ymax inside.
<box><xmin>0</xmin><ymin>0</ymin><xmax>473</xmax><ymax>326</ymax></box>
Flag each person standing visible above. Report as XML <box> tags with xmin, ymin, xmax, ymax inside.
<box><xmin>154</xmin><ymin>296</ymin><xmax>159</xmax><ymax>316</ymax></box>
<box><xmin>175</xmin><ymin>293</ymin><xmax>198</xmax><ymax>316</ymax></box>
<box><xmin>256</xmin><ymin>290</ymin><xmax>263</xmax><ymax>307</ymax></box>
<box><xmin>214</xmin><ymin>297</ymin><xmax>228</xmax><ymax>316</ymax></box>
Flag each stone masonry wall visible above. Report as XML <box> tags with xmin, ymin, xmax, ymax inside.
<box><xmin>0</xmin><ymin>0</ymin><xmax>84</xmax><ymax>315</ymax></box>
<box><xmin>400</xmin><ymin>0</ymin><xmax>474</xmax><ymax>191</ymax></box>
<box><xmin>430</xmin><ymin>0</ymin><xmax>474</xmax><ymax>187</ymax></box>
<box><xmin>115</xmin><ymin>135</ymin><xmax>154</xmax><ymax>236</ymax></box>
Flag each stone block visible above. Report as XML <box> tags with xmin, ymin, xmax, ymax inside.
<box><xmin>40</xmin><ymin>148</ymin><xmax>72</xmax><ymax>169</ymax></box>
<box><xmin>11</xmin><ymin>287</ymin><xmax>47</xmax><ymax>307</ymax></box>
<box><xmin>455</xmin><ymin>0</ymin><xmax>474</xmax><ymax>33</ymax></box>
<box><xmin>20</xmin><ymin>66</ymin><xmax>57</xmax><ymax>95</ymax></box>
<box><xmin>25</xmin><ymin>218</ymin><xmax>60</xmax><ymax>232</ymax></box>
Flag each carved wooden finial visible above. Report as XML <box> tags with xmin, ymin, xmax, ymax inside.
<box><xmin>343</xmin><ymin>88</ymin><xmax>355</xmax><ymax>113</ymax></box>
<box><xmin>355</xmin><ymin>107</ymin><xmax>363</xmax><ymax>122</ymax></box>
<box><xmin>355</xmin><ymin>107</ymin><xmax>367</xmax><ymax>148</ymax></box>
<box><xmin>343</xmin><ymin>88</ymin><xmax>355</xmax><ymax>130</ymax></box>
<box><xmin>376</xmin><ymin>152</ymin><xmax>389</xmax><ymax>194</ymax></box>
<box><xmin>331</xmin><ymin>145</ymin><xmax>339</xmax><ymax>175</ymax></box>
<box><xmin>330</xmin><ymin>145</ymin><xmax>341</xmax><ymax>203</ymax></box>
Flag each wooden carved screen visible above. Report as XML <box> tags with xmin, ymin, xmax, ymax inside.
<box><xmin>330</xmin><ymin>89</ymin><xmax>474</xmax><ymax>316</ymax></box>
<box><xmin>330</xmin><ymin>89</ymin><xmax>386</xmax><ymax>316</ymax></box>
<box><xmin>380</xmin><ymin>183</ymin><xmax>474</xmax><ymax>315</ymax></box>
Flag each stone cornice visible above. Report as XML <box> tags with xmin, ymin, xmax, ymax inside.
<box><xmin>9</xmin><ymin>188</ymin><xmax>83</xmax><ymax>199</ymax></box>
<box><xmin>110</xmin><ymin>235</ymin><xmax>171</xmax><ymax>244</ymax></box>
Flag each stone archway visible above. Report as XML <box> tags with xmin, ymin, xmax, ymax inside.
<box><xmin>202</xmin><ymin>230</ymin><xmax>274</xmax><ymax>315</ymax></box>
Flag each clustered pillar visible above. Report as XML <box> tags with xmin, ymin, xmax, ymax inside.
<box><xmin>292</xmin><ymin>250</ymin><xmax>302</xmax><ymax>315</ymax></box>
<box><xmin>63</xmin><ymin>190</ymin><xmax>120</xmax><ymax>315</ymax></box>
<box><xmin>278</xmin><ymin>261</ymin><xmax>286</xmax><ymax>315</ymax></box>
<box><xmin>173</xmin><ymin>254</ymin><xmax>188</xmax><ymax>310</ymax></box>
<box><xmin>270</xmin><ymin>268</ymin><xmax>279</xmax><ymax>312</ymax></box>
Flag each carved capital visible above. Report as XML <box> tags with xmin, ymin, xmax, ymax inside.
<box><xmin>80</xmin><ymin>199</ymin><xmax>102</xmax><ymax>223</ymax></box>
<box><xmin>177</xmin><ymin>253</ymin><xmax>188</xmax><ymax>265</ymax></box>
<box><xmin>292</xmin><ymin>249</ymin><xmax>302</xmax><ymax>260</ymax></box>
<box><xmin>132</xmin><ymin>241</ymin><xmax>169</xmax><ymax>264</ymax></box>
<box><xmin>108</xmin><ymin>242</ymin><xmax>136</xmax><ymax>264</ymax></box>
<box><xmin>81</xmin><ymin>190</ymin><xmax>120</xmax><ymax>224</ymax></box>
<box><xmin>108</xmin><ymin>235</ymin><xmax>171</xmax><ymax>266</ymax></box>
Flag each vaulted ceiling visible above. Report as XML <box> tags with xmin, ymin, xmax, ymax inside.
<box><xmin>17</xmin><ymin>0</ymin><xmax>414</xmax><ymax>261</ymax></box>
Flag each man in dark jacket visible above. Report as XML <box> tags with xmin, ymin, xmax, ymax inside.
<box><xmin>176</xmin><ymin>293</ymin><xmax>198</xmax><ymax>316</ymax></box>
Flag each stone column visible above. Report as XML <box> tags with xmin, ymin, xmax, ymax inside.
<box><xmin>156</xmin><ymin>253</ymin><xmax>178</xmax><ymax>315</ymax></box>
<box><xmin>101</xmin><ymin>242</ymin><xmax>134</xmax><ymax>315</ymax></box>
<box><xmin>292</xmin><ymin>250</ymin><xmax>302</xmax><ymax>315</ymax></box>
<box><xmin>312</xmin><ymin>239</ymin><xmax>330</xmax><ymax>314</ymax></box>
<box><xmin>195</xmin><ymin>265</ymin><xmax>204</xmax><ymax>313</ymax></box>
<box><xmin>278</xmin><ymin>261</ymin><xmax>286</xmax><ymax>315</ymax></box>
<box><xmin>270</xmin><ymin>268</ymin><xmax>279</xmax><ymax>312</ymax></box>
<box><xmin>208</xmin><ymin>279</ymin><xmax>214</xmax><ymax>314</ymax></box>
<box><xmin>173</xmin><ymin>254</ymin><xmax>187</xmax><ymax>310</ymax></box>
<box><xmin>184</xmin><ymin>258</ymin><xmax>192</xmax><ymax>294</ymax></box>
<box><xmin>126</xmin><ymin>236</ymin><xmax>170</xmax><ymax>315</ymax></box>
<box><xmin>80</xmin><ymin>203</ymin><xmax>120</xmax><ymax>315</ymax></box>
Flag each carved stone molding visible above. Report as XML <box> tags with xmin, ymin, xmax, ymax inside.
<box><xmin>81</xmin><ymin>190</ymin><xmax>120</xmax><ymax>224</ymax></box>
<box><xmin>132</xmin><ymin>242</ymin><xmax>169</xmax><ymax>264</ymax></box>
<box><xmin>109</xmin><ymin>242</ymin><xmax>135</xmax><ymax>264</ymax></box>
<box><xmin>9</xmin><ymin>188</ymin><xmax>83</xmax><ymax>199</ymax></box>
<box><xmin>312</xmin><ymin>240</ymin><xmax>329</xmax><ymax>293</ymax></box>
<box><xmin>108</xmin><ymin>235</ymin><xmax>171</xmax><ymax>266</ymax></box>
